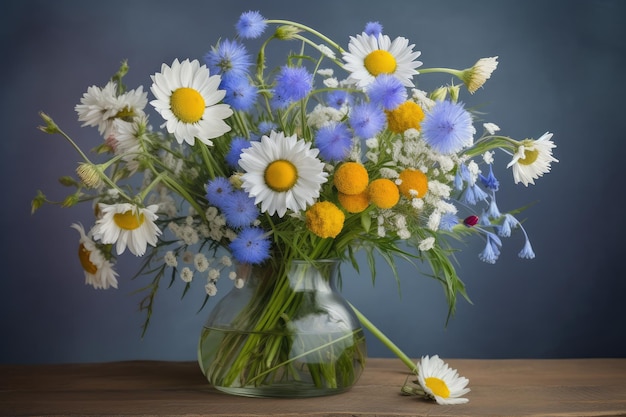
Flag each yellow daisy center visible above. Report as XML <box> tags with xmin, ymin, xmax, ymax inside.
<box><xmin>78</xmin><ymin>243</ymin><xmax>98</xmax><ymax>275</ymax></box>
<box><xmin>386</xmin><ymin>101</ymin><xmax>425</xmax><ymax>134</ymax></box>
<box><xmin>115</xmin><ymin>106</ymin><xmax>135</xmax><ymax>121</ymax></box>
<box><xmin>170</xmin><ymin>87</ymin><xmax>206</xmax><ymax>123</ymax></box>
<box><xmin>519</xmin><ymin>147</ymin><xmax>539</xmax><ymax>165</ymax></box>
<box><xmin>265</xmin><ymin>160</ymin><xmax>298</xmax><ymax>192</ymax></box>
<box><xmin>364</xmin><ymin>50</ymin><xmax>397</xmax><ymax>76</ymax></box>
<box><xmin>425</xmin><ymin>377</ymin><xmax>451</xmax><ymax>399</ymax></box>
<box><xmin>114</xmin><ymin>210</ymin><xmax>145</xmax><ymax>230</ymax></box>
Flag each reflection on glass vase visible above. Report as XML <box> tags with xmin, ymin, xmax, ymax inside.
<box><xmin>197</xmin><ymin>258</ymin><xmax>367</xmax><ymax>398</ymax></box>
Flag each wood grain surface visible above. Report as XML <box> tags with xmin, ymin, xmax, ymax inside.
<box><xmin>2</xmin><ymin>358</ymin><xmax>626</xmax><ymax>416</ymax></box>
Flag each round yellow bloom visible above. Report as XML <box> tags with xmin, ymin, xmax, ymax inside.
<box><xmin>368</xmin><ymin>178</ymin><xmax>400</xmax><ymax>209</ymax></box>
<box><xmin>338</xmin><ymin>190</ymin><xmax>369</xmax><ymax>213</ymax></box>
<box><xmin>305</xmin><ymin>201</ymin><xmax>345</xmax><ymax>238</ymax></box>
<box><xmin>333</xmin><ymin>162</ymin><xmax>369</xmax><ymax>195</ymax></box>
<box><xmin>386</xmin><ymin>101</ymin><xmax>425</xmax><ymax>133</ymax></box>
<box><xmin>398</xmin><ymin>169</ymin><xmax>428</xmax><ymax>198</ymax></box>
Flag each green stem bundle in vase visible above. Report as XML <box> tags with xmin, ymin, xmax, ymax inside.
<box><xmin>198</xmin><ymin>258</ymin><xmax>366</xmax><ymax>397</ymax></box>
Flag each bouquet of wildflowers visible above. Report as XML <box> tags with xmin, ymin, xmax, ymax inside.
<box><xmin>33</xmin><ymin>10</ymin><xmax>557</xmax><ymax>403</ymax></box>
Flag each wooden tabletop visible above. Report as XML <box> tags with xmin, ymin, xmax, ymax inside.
<box><xmin>1</xmin><ymin>358</ymin><xmax>626</xmax><ymax>416</ymax></box>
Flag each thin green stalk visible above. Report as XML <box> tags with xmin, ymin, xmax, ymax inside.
<box><xmin>349</xmin><ymin>302</ymin><xmax>417</xmax><ymax>373</ymax></box>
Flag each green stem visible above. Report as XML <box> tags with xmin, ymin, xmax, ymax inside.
<box><xmin>349</xmin><ymin>302</ymin><xmax>417</xmax><ymax>373</ymax></box>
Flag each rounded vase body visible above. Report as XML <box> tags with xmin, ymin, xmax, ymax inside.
<box><xmin>197</xmin><ymin>259</ymin><xmax>366</xmax><ymax>397</ymax></box>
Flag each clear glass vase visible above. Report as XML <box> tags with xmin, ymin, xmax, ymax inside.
<box><xmin>197</xmin><ymin>259</ymin><xmax>367</xmax><ymax>397</ymax></box>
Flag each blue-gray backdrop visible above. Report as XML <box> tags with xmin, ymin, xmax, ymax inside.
<box><xmin>1</xmin><ymin>0</ymin><xmax>625</xmax><ymax>364</ymax></box>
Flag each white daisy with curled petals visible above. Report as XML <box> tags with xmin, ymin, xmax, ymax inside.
<box><xmin>93</xmin><ymin>203</ymin><xmax>161</xmax><ymax>256</ymax></box>
<box><xmin>70</xmin><ymin>223</ymin><xmax>119</xmax><ymax>290</ymax></box>
<box><xmin>239</xmin><ymin>131</ymin><xmax>328</xmax><ymax>217</ymax></box>
<box><xmin>507</xmin><ymin>132</ymin><xmax>558</xmax><ymax>186</ymax></box>
<box><xmin>150</xmin><ymin>58</ymin><xmax>233</xmax><ymax>146</ymax></box>
<box><xmin>343</xmin><ymin>33</ymin><xmax>422</xmax><ymax>88</ymax></box>
<box><xmin>415</xmin><ymin>355</ymin><xmax>470</xmax><ymax>405</ymax></box>
<box><xmin>75</xmin><ymin>81</ymin><xmax>148</xmax><ymax>136</ymax></box>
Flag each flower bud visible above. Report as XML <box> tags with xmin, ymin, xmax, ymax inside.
<box><xmin>463</xmin><ymin>215</ymin><xmax>479</xmax><ymax>227</ymax></box>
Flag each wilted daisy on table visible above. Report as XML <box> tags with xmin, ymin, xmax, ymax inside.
<box><xmin>33</xmin><ymin>9</ymin><xmax>558</xmax><ymax>403</ymax></box>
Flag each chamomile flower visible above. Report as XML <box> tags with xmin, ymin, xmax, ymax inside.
<box><xmin>70</xmin><ymin>223</ymin><xmax>119</xmax><ymax>290</ymax></box>
<box><xmin>416</xmin><ymin>355</ymin><xmax>470</xmax><ymax>405</ymax></box>
<box><xmin>93</xmin><ymin>203</ymin><xmax>161</xmax><ymax>256</ymax></box>
<box><xmin>75</xmin><ymin>81</ymin><xmax>148</xmax><ymax>136</ymax></box>
<box><xmin>150</xmin><ymin>58</ymin><xmax>233</xmax><ymax>146</ymax></box>
<box><xmin>343</xmin><ymin>33</ymin><xmax>422</xmax><ymax>88</ymax></box>
<box><xmin>239</xmin><ymin>131</ymin><xmax>328</xmax><ymax>217</ymax></box>
<box><xmin>507</xmin><ymin>132</ymin><xmax>558</xmax><ymax>186</ymax></box>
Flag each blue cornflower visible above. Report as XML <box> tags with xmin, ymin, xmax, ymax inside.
<box><xmin>272</xmin><ymin>66</ymin><xmax>313</xmax><ymax>109</ymax></box>
<box><xmin>235</xmin><ymin>11</ymin><xmax>267</xmax><ymax>39</ymax></box>
<box><xmin>461</xmin><ymin>183</ymin><xmax>489</xmax><ymax>205</ymax></box>
<box><xmin>204</xmin><ymin>39</ymin><xmax>251</xmax><ymax>77</ymax></box>
<box><xmin>518</xmin><ymin>236</ymin><xmax>535</xmax><ymax>259</ymax></box>
<box><xmin>439</xmin><ymin>212</ymin><xmax>459</xmax><ymax>231</ymax></box>
<box><xmin>221</xmin><ymin>73</ymin><xmax>258</xmax><ymax>111</ymax></box>
<box><xmin>498</xmin><ymin>213</ymin><xmax>518</xmax><ymax>237</ymax></box>
<box><xmin>229</xmin><ymin>227</ymin><xmax>271</xmax><ymax>264</ymax></box>
<box><xmin>486</xmin><ymin>190</ymin><xmax>502</xmax><ymax>219</ymax></box>
<box><xmin>314</xmin><ymin>122</ymin><xmax>352</xmax><ymax>162</ymax></box>
<box><xmin>257</xmin><ymin>121</ymin><xmax>277</xmax><ymax>136</ymax></box>
<box><xmin>421</xmin><ymin>100</ymin><xmax>474</xmax><ymax>154</ymax></box>
<box><xmin>221</xmin><ymin>190</ymin><xmax>259</xmax><ymax>228</ymax></box>
<box><xmin>225</xmin><ymin>137</ymin><xmax>253</xmax><ymax>168</ymax></box>
<box><xmin>366</xmin><ymin>74</ymin><xmax>407</xmax><ymax>110</ymax></box>
<box><xmin>479</xmin><ymin>165</ymin><xmax>499</xmax><ymax>191</ymax></box>
<box><xmin>206</xmin><ymin>177</ymin><xmax>233</xmax><ymax>209</ymax></box>
<box><xmin>479</xmin><ymin>232</ymin><xmax>502</xmax><ymax>264</ymax></box>
<box><xmin>349</xmin><ymin>103</ymin><xmax>386</xmax><ymax>138</ymax></box>
<box><xmin>326</xmin><ymin>90</ymin><xmax>352</xmax><ymax>109</ymax></box>
<box><xmin>364</xmin><ymin>21</ymin><xmax>383</xmax><ymax>37</ymax></box>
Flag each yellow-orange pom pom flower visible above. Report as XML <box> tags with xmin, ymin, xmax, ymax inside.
<box><xmin>305</xmin><ymin>201</ymin><xmax>345</xmax><ymax>238</ymax></box>
<box><xmin>333</xmin><ymin>162</ymin><xmax>369</xmax><ymax>195</ymax></box>
<box><xmin>338</xmin><ymin>190</ymin><xmax>369</xmax><ymax>213</ymax></box>
<box><xmin>398</xmin><ymin>169</ymin><xmax>429</xmax><ymax>198</ymax></box>
<box><xmin>386</xmin><ymin>101</ymin><xmax>425</xmax><ymax>133</ymax></box>
<box><xmin>368</xmin><ymin>178</ymin><xmax>400</xmax><ymax>209</ymax></box>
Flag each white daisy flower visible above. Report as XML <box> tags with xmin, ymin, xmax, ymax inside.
<box><xmin>239</xmin><ymin>131</ymin><xmax>328</xmax><ymax>217</ymax></box>
<box><xmin>342</xmin><ymin>33</ymin><xmax>422</xmax><ymax>88</ymax></box>
<box><xmin>93</xmin><ymin>203</ymin><xmax>161</xmax><ymax>256</ymax></box>
<box><xmin>507</xmin><ymin>132</ymin><xmax>558</xmax><ymax>186</ymax></box>
<box><xmin>417</xmin><ymin>355</ymin><xmax>470</xmax><ymax>405</ymax></box>
<box><xmin>150</xmin><ymin>58</ymin><xmax>233</xmax><ymax>146</ymax></box>
<box><xmin>112</xmin><ymin>116</ymin><xmax>149</xmax><ymax>173</ymax></box>
<box><xmin>75</xmin><ymin>81</ymin><xmax>148</xmax><ymax>136</ymax></box>
<box><xmin>70</xmin><ymin>223</ymin><xmax>119</xmax><ymax>290</ymax></box>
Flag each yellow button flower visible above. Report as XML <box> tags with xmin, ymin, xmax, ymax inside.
<box><xmin>386</xmin><ymin>101</ymin><xmax>424</xmax><ymax>134</ymax></box>
<box><xmin>368</xmin><ymin>178</ymin><xmax>400</xmax><ymax>209</ymax></box>
<box><xmin>305</xmin><ymin>201</ymin><xmax>345</xmax><ymax>238</ymax></box>
<box><xmin>333</xmin><ymin>162</ymin><xmax>369</xmax><ymax>195</ymax></box>
<box><xmin>398</xmin><ymin>169</ymin><xmax>428</xmax><ymax>198</ymax></box>
<box><xmin>338</xmin><ymin>190</ymin><xmax>369</xmax><ymax>213</ymax></box>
